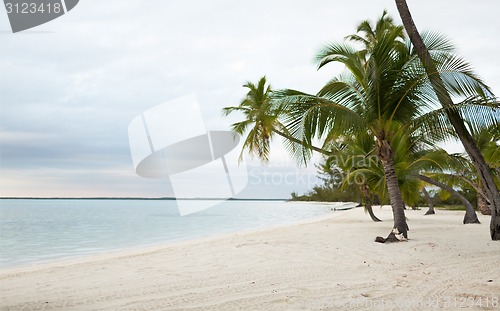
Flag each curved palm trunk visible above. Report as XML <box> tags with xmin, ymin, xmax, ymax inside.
<box><xmin>360</xmin><ymin>183</ymin><xmax>382</xmax><ymax>222</ymax></box>
<box><xmin>422</xmin><ymin>188</ymin><xmax>435</xmax><ymax>215</ymax></box>
<box><xmin>376</xmin><ymin>141</ymin><xmax>408</xmax><ymax>243</ymax></box>
<box><xmin>395</xmin><ymin>0</ymin><xmax>500</xmax><ymax>239</ymax></box>
<box><xmin>416</xmin><ymin>174</ymin><xmax>480</xmax><ymax>224</ymax></box>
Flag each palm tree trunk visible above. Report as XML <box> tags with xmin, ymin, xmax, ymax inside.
<box><xmin>456</xmin><ymin>175</ymin><xmax>491</xmax><ymax>215</ymax></box>
<box><xmin>395</xmin><ymin>0</ymin><xmax>500</xmax><ymax>239</ymax></box>
<box><xmin>376</xmin><ymin>140</ymin><xmax>408</xmax><ymax>242</ymax></box>
<box><xmin>478</xmin><ymin>192</ymin><xmax>492</xmax><ymax>215</ymax></box>
<box><xmin>416</xmin><ymin>174</ymin><xmax>480</xmax><ymax>224</ymax></box>
<box><xmin>360</xmin><ymin>183</ymin><xmax>382</xmax><ymax>222</ymax></box>
<box><xmin>422</xmin><ymin>188</ymin><xmax>435</xmax><ymax>215</ymax></box>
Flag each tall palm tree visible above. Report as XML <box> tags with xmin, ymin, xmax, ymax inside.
<box><xmin>394</xmin><ymin>0</ymin><xmax>500</xmax><ymax>240</ymax></box>
<box><xmin>275</xmin><ymin>12</ymin><xmax>497</xmax><ymax>242</ymax></box>
<box><xmin>278</xmin><ymin>13</ymin><xmax>411</xmax><ymax>241</ymax></box>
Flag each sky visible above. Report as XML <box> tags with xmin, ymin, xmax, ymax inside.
<box><xmin>1</xmin><ymin>0</ymin><xmax>499</xmax><ymax>199</ymax></box>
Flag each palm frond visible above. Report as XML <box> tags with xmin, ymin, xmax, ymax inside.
<box><xmin>432</xmin><ymin>54</ymin><xmax>494</xmax><ymax>99</ymax></box>
<box><xmin>408</xmin><ymin>97</ymin><xmax>500</xmax><ymax>144</ymax></box>
<box><xmin>314</xmin><ymin>42</ymin><xmax>365</xmax><ymax>82</ymax></box>
<box><xmin>409</xmin><ymin>30</ymin><xmax>455</xmax><ymax>55</ymax></box>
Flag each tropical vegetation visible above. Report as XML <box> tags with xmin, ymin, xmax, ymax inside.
<box><xmin>395</xmin><ymin>0</ymin><xmax>500</xmax><ymax>240</ymax></box>
<box><xmin>223</xmin><ymin>11</ymin><xmax>500</xmax><ymax>241</ymax></box>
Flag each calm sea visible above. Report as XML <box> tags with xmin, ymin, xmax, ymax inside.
<box><xmin>0</xmin><ymin>199</ymin><xmax>354</xmax><ymax>268</ymax></box>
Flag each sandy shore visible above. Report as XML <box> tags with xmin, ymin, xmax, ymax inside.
<box><xmin>1</xmin><ymin>206</ymin><xmax>499</xmax><ymax>310</ymax></box>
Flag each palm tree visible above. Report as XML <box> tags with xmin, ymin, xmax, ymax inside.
<box><xmin>430</xmin><ymin>125</ymin><xmax>500</xmax><ymax>216</ymax></box>
<box><xmin>394</xmin><ymin>0</ymin><xmax>500</xmax><ymax>240</ymax></box>
<box><xmin>277</xmin><ymin>13</ymin><xmax>411</xmax><ymax>241</ymax></box>
<box><xmin>224</xmin><ymin>77</ymin><xmax>381</xmax><ymax>220</ymax></box>
<box><xmin>222</xmin><ymin>76</ymin><xmax>329</xmax><ymax>162</ymax></box>
<box><xmin>275</xmin><ymin>12</ymin><xmax>497</xmax><ymax>242</ymax></box>
<box><xmin>471</xmin><ymin>125</ymin><xmax>500</xmax><ymax>215</ymax></box>
<box><xmin>422</xmin><ymin>188</ymin><xmax>435</xmax><ymax>215</ymax></box>
<box><xmin>321</xmin><ymin>133</ymin><xmax>383</xmax><ymax>222</ymax></box>
<box><xmin>416</xmin><ymin>173</ymin><xmax>480</xmax><ymax>224</ymax></box>
<box><xmin>334</xmin><ymin>123</ymin><xmax>481</xmax><ymax>224</ymax></box>
<box><xmin>385</xmin><ymin>127</ymin><xmax>481</xmax><ymax>224</ymax></box>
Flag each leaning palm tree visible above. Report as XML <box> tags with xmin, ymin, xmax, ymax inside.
<box><xmin>431</xmin><ymin>124</ymin><xmax>500</xmax><ymax>216</ymax></box>
<box><xmin>395</xmin><ymin>0</ymin><xmax>500</xmax><ymax>240</ymax></box>
<box><xmin>422</xmin><ymin>188</ymin><xmax>435</xmax><ymax>215</ymax></box>
<box><xmin>336</xmin><ymin>123</ymin><xmax>481</xmax><ymax>224</ymax></box>
<box><xmin>222</xmin><ymin>76</ymin><xmax>329</xmax><ymax>162</ymax></box>
<box><xmin>275</xmin><ymin>12</ymin><xmax>497</xmax><ymax>242</ymax></box>
<box><xmin>412</xmin><ymin>150</ymin><xmax>481</xmax><ymax>224</ymax></box>
<box><xmin>417</xmin><ymin>173</ymin><xmax>480</xmax><ymax>224</ymax></box>
<box><xmin>322</xmin><ymin>132</ymin><xmax>383</xmax><ymax>222</ymax></box>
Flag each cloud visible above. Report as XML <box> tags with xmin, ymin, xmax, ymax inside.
<box><xmin>1</xmin><ymin>0</ymin><xmax>499</xmax><ymax>198</ymax></box>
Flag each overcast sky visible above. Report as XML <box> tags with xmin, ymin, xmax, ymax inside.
<box><xmin>1</xmin><ymin>0</ymin><xmax>499</xmax><ymax>198</ymax></box>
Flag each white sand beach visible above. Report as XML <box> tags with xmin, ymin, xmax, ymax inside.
<box><xmin>1</xmin><ymin>206</ymin><xmax>499</xmax><ymax>310</ymax></box>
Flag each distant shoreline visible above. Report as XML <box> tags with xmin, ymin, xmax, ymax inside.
<box><xmin>0</xmin><ymin>197</ymin><xmax>287</xmax><ymax>201</ymax></box>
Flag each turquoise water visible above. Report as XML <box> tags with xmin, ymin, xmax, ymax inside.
<box><xmin>0</xmin><ymin>199</ymin><xmax>353</xmax><ymax>268</ymax></box>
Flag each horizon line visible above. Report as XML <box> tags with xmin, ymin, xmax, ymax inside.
<box><xmin>0</xmin><ymin>197</ymin><xmax>288</xmax><ymax>201</ymax></box>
